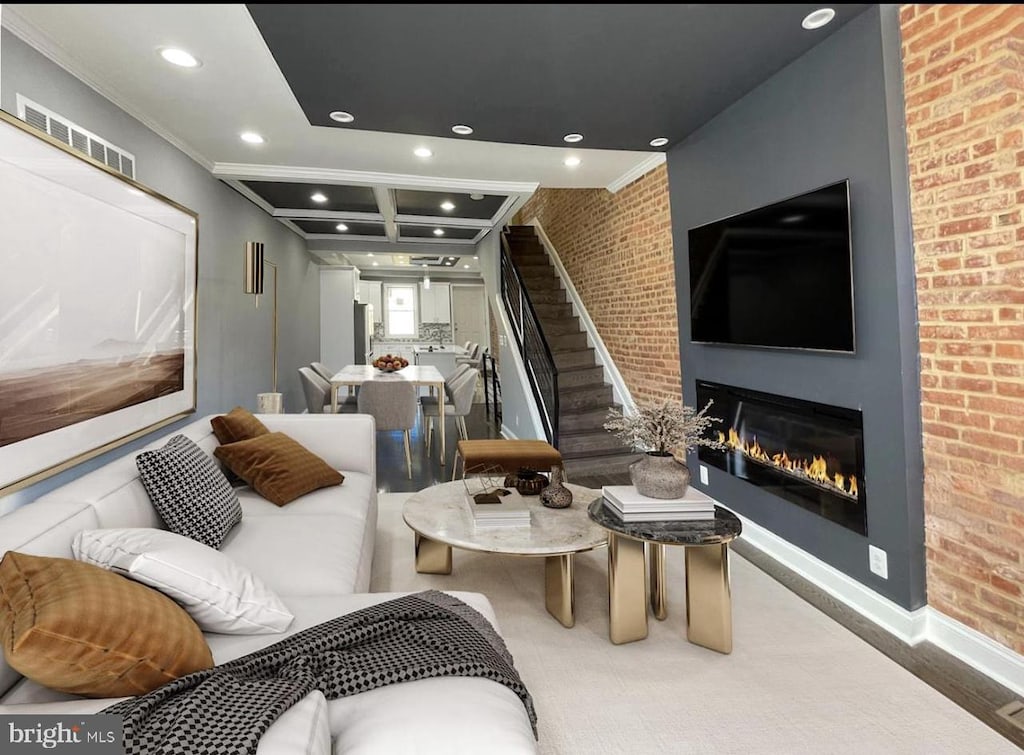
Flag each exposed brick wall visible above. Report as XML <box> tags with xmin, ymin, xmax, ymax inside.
<box><xmin>901</xmin><ymin>4</ymin><xmax>1024</xmax><ymax>652</ymax></box>
<box><xmin>514</xmin><ymin>165</ymin><xmax>681</xmax><ymax>405</ymax></box>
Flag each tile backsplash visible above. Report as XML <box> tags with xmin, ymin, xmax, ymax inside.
<box><xmin>373</xmin><ymin>321</ymin><xmax>452</xmax><ymax>344</ymax></box>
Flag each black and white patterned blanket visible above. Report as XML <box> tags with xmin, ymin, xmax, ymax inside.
<box><xmin>103</xmin><ymin>590</ymin><xmax>537</xmax><ymax>754</ymax></box>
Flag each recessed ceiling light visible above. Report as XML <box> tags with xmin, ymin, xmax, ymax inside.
<box><xmin>158</xmin><ymin>47</ymin><xmax>201</xmax><ymax>68</ymax></box>
<box><xmin>470</xmin><ymin>193</ymin><xmax>484</xmax><ymax>201</ymax></box>
<box><xmin>239</xmin><ymin>131</ymin><xmax>264</xmax><ymax>144</ymax></box>
<box><xmin>336</xmin><ymin>223</ymin><xmax>349</xmax><ymax>232</ymax></box>
<box><xmin>563</xmin><ymin>156</ymin><xmax>581</xmax><ymax>168</ymax></box>
<box><xmin>372</xmin><ymin>261</ymin><xmax>378</xmax><ymax>266</ymax></box>
<box><xmin>473</xmin><ymin>255</ymin><xmax>479</xmax><ymax>260</ymax></box>
<box><xmin>329</xmin><ymin>111</ymin><xmax>355</xmax><ymax>123</ymax></box>
<box><xmin>463</xmin><ymin>264</ymin><xmax>470</xmax><ymax>269</ymax></box>
<box><xmin>311</xmin><ymin>192</ymin><xmax>328</xmax><ymax>203</ymax></box>
<box><xmin>433</xmin><ymin>229</ymin><xmax>445</xmax><ymax>236</ymax></box>
<box><xmin>448</xmin><ymin>256</ymin><xmax>456</xmax><ymax>260</ymax></box>
<box><xmin>563</xmin><ymin>133</ymin><xmax>584</xmax><ymax>143</ymax></box>
<box><xmin>802</xmin><ymin>8</ymin><xmax>835</xmax><ymax>30</ymax></box>
<box><xmin>451</xmin><ymin>124</ymin><xmax>474</xmax><ymax>135</ymax></box>
<box><xmin>781</xmin><ymin>214</ymin><xmax>806</xmax><ymax>224</ymax></box>
<box><xmin>414</xmin><ymin>147</ymin><xmax>433</xmax><ymax>158</ymax></box>
<box><xmin>367</xmin><ymin>253</ymin><xmax>374</xmax><ymax>257</ymax></box>
<box><xmin>421</xmin><ymin>263</ymin><xmax>428</xmax><ymax>268</ymax></box>
<box><xmin>441</xmin><ymin>201</ymin><xmax>456</xmax><ymax>211</ymax></box>
<box><xmin>649</xmin><ymin>137</ymin><xmax>669</xmax><ymax>148</ymax></box>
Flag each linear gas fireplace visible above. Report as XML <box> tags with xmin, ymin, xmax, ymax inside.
<box><xmin>696</xmin><ymin>380</ymin><xmax>867</xmax><ymax>535</ymax></box>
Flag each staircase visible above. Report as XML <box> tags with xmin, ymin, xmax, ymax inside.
<box><xmin>504</xmin><ymin>225</ymin><xmax>636</xmax><ymax>481</ymax></box>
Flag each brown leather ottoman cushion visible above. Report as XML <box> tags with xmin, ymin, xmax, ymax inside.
<box><xmin>457</xmin><ymin>439</ymin><xmax>563</xmax><ymax>474</ymax></box>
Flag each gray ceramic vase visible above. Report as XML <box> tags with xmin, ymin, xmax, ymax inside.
<box><xmin>630</xmin><ymin>452</ymin><xmax>691</xmax><ymax>499</ymax></box>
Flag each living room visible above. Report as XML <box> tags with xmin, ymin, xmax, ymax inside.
<box><xmin>0</xmin><ymin>4</ymin><xmax>1022</xmax><ymax>753</ymax></box>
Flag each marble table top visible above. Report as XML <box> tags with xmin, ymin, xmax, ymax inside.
<box><xmin>587</xmin><ymin>498</ymin><xmax>742</xmax><ymax>546</ymax></box>
<box><xmin>403</xmin><ymin>481</ymin><xmax>606</xmax><ymax>556</ymax></box>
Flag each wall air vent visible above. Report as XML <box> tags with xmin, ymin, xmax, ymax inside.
<box><xmin>16</xmin><ymin>95</ymin><xmax>136</xmax><ymax>180</ymax></box>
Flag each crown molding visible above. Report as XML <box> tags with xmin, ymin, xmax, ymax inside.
<box><xmin>212</xmin><ymin>162</ymin><xmax>538</xmax><ymax>195</ymax></box>
<box><xmin>1</xmin><ymin>6</ymin><xmax>216</xmax><ymax>173</ymax></box>
<box><xmin>605</xmin><ymin>153</ymin><xmax>666</xmax><ymax>194</ymax></box>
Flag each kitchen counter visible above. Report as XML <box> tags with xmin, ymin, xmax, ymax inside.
<box><xmin>412</xmin><ymin>345</ymin><xmax>464</xmax><ymax>380</ymax></box>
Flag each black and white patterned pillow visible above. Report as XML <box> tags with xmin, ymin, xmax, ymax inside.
<box><xmin>136</xmin><ymin>435</ymin><xmax>242</xmax><ymax>549</ymax></box>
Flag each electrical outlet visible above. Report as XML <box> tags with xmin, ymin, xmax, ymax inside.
<box><xmin>868</xmin><ymin>545</ymin><xmax>888</xmax><ymax>579</ymax></box>
<box><xmin>699</xmin><ymin>465</ymin><xmax>709</xmax><ymax>485</ymax></box>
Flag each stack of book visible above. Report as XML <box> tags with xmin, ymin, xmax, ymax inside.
<box><xmin>466</xmin><ymin>495</ymin><xmax>531</xmax><ymax>529</ymax></box>
<box><xmin>602</xmin><ymin>485</ymin><xmax>715</xmax><ymax>522</ymax></box>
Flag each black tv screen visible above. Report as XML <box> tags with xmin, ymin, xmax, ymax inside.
<box><xmin>688</xmin><ymin>180</ymin><xmax>855</xmax><ymax>353</ymax></box>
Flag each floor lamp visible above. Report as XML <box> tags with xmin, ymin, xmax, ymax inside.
<box><xmin>244</xmin><ymin>242</ymin><xmax>282</xmax><ymax>413</ymax></box>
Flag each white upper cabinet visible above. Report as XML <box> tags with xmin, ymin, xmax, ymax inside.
<box><xmin>419</xmin><ymin>282</ymin><xmax>451</xmax><ymax>324</ymax></box>
<box><xmin>358</xmin><ymin>280</ymin><xmax>382</xmax><ymax>322</ymax></box>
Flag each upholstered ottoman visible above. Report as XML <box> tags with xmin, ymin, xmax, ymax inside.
<box><xmin>451</xmin><ymin>439</ymin><xmax>563</xmax><ymax>480</ymax></box>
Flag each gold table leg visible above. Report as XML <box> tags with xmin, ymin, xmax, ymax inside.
<box><xmin>608</xmin><ymin>533</ymin><xmax>648</xmax><ymax>644</ymax></box>
<box><xmin>685</xmin><ymin>543</ymin><xmax>733</xmax><ymax>654</ymax></box>
<box><xmin>545</xmin><ymin>554</ymin><xmax>575</xmax><ymax>628</ymax></box>
<box><xmin>649</xmin><ymin>542</ymin><xmax>668</xmax><ymax>620</ymax></box>
<box><xmin>415</xmin><ymin>534</ymin><xmax>452</xmax><ymax>575</ymax></box>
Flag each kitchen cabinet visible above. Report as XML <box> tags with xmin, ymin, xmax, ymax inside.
<box><xmin>419</xmin><ymin>282</ymin><xmax>451</xmax><ymax>324</ymax></box>
<box><xmin>357</xmin><ymin>280</ymin><xmax>382</xmax><ymax>323</ymax></box>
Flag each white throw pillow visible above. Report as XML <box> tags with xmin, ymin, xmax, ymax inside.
<box><xmin>72</xmin><ymin>528</ymin><xmax>294</xmax><ymax>635</ymax></box>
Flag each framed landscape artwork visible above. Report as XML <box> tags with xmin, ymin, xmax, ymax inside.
<box><xmin>0</xmin><ymin>109</ymin><xmax>197</xmax><ymax>495</ymax></box>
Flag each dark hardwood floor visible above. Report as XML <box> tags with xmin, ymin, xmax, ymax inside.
<box><xmin>375</xmin><ymin>403</ymin><xmax>1023</xmax><ymax>746</ymax></box>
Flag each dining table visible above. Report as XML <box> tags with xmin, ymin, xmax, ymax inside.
<box><xmin>329</xmin><ymin>364</ymin><xmax>448</xmax><ymax>464</ymax></box>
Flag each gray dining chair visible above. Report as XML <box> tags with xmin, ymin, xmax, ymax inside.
<box><xmin>310</xmin><ymin>361</ymin><xmax>335</xmax><ymax>382</ymax></box>
<box><xmin>456</xmin><ymin>342</ymin><xmax>481</xmax><ymax>369</ymax></box>
<box><xmin>298</xmin><ymin>367</ymin><xmax>356</xmax><ymax>414</ymax></box>
<box><xmin>358</xmin><ymin>380</ymin><xmax>418</xmax><ymax>479</ymax></box>
<box><xmin>421</xmin><ymin>368</ymin><xmax>478</xmax><ymax>452</ymax></box>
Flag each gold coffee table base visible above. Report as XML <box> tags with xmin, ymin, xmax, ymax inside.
<box><xmin>414</xmin><ymin>535</ymin><xmax>578</xmax><ymax>628</ymax></box>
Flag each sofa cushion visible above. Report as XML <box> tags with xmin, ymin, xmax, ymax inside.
<box><xmin>219</xmin><ymin>513</ymin><xmax>368</xmax><ymax>598</ymax></box>
<box><xmin>73</xmin><ymin>528</ymin><xmax>294</xmax><ymax>635</ymax></box>
<box><xmin>210</xmin><ymin>406</ymin><xmax>270</xmax><ymax>445</ymax></box>
<box><xmin>136</xmin><ymin>434</ymin><xmax>242</xmax><ymax>549</ymax></box>
<box><xmin>214</xmin><ymin>433</ymin><xmax>344</xmax><ymax>507</ymax></box>
<box><xmin>237</xmin><ymin>471</ymin><xmax>373</xmax><ymax>518</ymax></box>
<box><xmin>0</xmin><ymin>552</ymin><xmax>212</xmax><ymax>698</ymax></box>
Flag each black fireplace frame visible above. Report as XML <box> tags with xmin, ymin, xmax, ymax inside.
<box><xmin>696</xmin><ymin>380</ymin><xmax>867</xmax><ymax>536</ymax></box>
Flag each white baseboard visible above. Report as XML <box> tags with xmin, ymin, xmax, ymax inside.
<box><xmin>730</xmin><ymin>506</ymin><xmax>1024</xmax><ymax>698</ymax></box>
<box><xmin>925</xmin><ymin>608</ymin><xmax>1024</xmax><ymax>698</ymax></box>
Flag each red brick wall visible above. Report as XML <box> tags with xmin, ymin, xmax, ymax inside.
<box><xmin>514</xmin><ymin>165</ymin><xmax>681</xmax><ymax>405</ymax></box>
<box><xmin>901</xmin><ymin>4</ymin><xmax>1024</xmax><ymax>652</ymax></box>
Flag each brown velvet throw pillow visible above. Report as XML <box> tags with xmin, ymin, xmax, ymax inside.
<box><xmin>0</xmin><ymin>551</ymin><xmax>213</xmax><ymax>698</ymax></box>
<box><xmin>210</xmin><ymin>406</ymin><xmax>270</xmax><ymax>445</ymax></box>
<box><xmin>214</xmin><ymin>432</ymin><xmax>344</xmax><ymax>506</ymax></box>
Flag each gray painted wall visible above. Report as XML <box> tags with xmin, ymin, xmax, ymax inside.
<box><xmin>0</xmin><ymin>30</ymin><xmax>321</xmax><ymax>513</ymax></box>
<box><xmin>667</xmin><ymin>6</ymin><xmax>925</xmax><ymax>609</ymax></box>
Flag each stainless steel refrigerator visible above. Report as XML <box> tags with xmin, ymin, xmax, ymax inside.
<box><xmin>353</xmin><ymin>302</ymin><xmax>373</xmax><ymax>364</ymax></box>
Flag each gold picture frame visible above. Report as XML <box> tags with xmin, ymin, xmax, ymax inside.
<box><xmin>0</xmin><ymin>109</ymin><xmax>198</xmax><ymax>496</ymax></box>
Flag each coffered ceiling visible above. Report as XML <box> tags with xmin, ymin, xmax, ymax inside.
<box><xmin>2</xmin><ymin>3</ymin><xmax>871</xmax><ymax>266</ymax></box>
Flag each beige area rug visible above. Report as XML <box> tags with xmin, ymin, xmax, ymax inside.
<box><xmin>372</xmin><ymin>493</ymin><xmax>1016</xmax><ymax>754</ymax></box>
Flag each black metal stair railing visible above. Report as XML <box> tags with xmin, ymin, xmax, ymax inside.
<box><xmin>481</xmin><ymin>350</ymin><xmax>501</xmax><ymax>424</ymax></box>
<box><xmin>500</xmin><ymin>231</ymin><xmax>559</xmax><ymax>448</ymax></box>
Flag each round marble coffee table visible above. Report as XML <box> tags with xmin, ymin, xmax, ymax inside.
<box><xmin>403</xmin><ymin>481</ymin><xmax>605</xmax><ymax>627</ymax></box>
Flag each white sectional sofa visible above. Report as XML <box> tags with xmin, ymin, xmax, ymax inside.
<box><xmin>0</xmin><ymin>413</ymin><xmax>538</xmax><ymax>754</ymax></box>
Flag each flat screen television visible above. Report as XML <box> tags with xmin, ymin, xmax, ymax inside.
<box><xmin>688</xmin><ymin>180</ymin><xmax>855</xmax><ymax>353</ymax></box>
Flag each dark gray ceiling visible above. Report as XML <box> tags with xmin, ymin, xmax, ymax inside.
<box><xmin>247</xmin><ymin>4</ymin><xmax>872</xmax><ymax>151</ymax></box>
<box><xmin>241</xmin><ymin>181</ymin><xmax>378</xmax><ymax>213</ymax></box>
<box><xmin>395</xmin><ymin>190</ymin><xmax>504</xmax><ymax>219</ymax></box>
<box><xmin>293</xmin><ymin>219</ymin><xmax>386</xmax><ymax>237</ymax></box>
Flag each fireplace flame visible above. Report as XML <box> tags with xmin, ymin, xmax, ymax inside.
<box><xmin>718</xmin><ymin>427</ymin><xmax>859</xmax><ymax>500</ymax></box>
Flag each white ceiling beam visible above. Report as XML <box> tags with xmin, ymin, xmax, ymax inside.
<box><xmin>212</xmin><ymin>162</ymin><xmax>538</xmax><ymax>195</ymax></box>
<box><xmin>372</xmin><ymin>187</ymin><xmax>399</xmax><ymax>242</ymax></box>
<box><xmin>393</xmin><ymin>214</ymin><xmax>491</xmax><ymax>229</ymax></box>
<box><xmin>272</xmin><ymin>208</ymin><xmax>385</xmax><ymax>222</ymax></box>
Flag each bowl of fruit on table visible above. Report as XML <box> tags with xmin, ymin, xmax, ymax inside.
<box><xmin>372</xmin><ymin>354</ymin><xmax>409</xmax><ymax>372</ymax></box>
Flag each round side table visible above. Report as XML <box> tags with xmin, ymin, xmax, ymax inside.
<box><xmin>587</xmin><ymin>498</ymin><xmax>742</xmax><ymax>653</ymax></box>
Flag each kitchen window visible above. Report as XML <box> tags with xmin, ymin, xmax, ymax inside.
<box><xmin>383</xmin><ymin>284</ymin><xmax>417</xmax><ymax>338</ymax></box>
